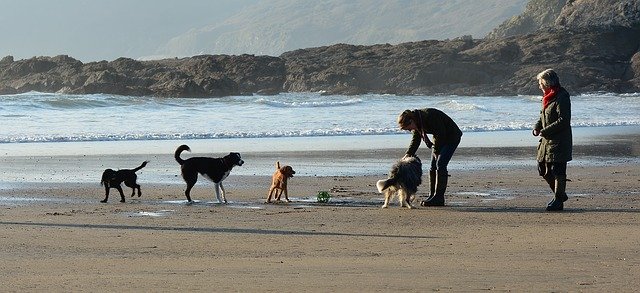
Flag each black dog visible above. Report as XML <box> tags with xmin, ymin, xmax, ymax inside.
<box><xmin>174</xmin><ymin>144</ymin><xmax>244</xmax><ymax>203</ymax></box>
<box><xmin>100</xmin><ymin>161</ymin><xmax>149</xmax><ymax>203</ymax></box>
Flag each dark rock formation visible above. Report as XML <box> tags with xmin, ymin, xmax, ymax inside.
<box><xmin>281</xmin><ymin>39</ymin><xmax>479</xmax><ymax>95</ymax></box>
<box><xmin>281</xmin><ymin>26</ymin><xmax>640</xmax><ymax>95</ymax></box>
<box><xmin>1</xmin><ymin>0</ymin><xmax>639</xmax><ymax>97</ymax></box>
<box><xmin>0</xmin><ymin>54</ymin><xmax>285</xmax><ymax>97</ymax></box>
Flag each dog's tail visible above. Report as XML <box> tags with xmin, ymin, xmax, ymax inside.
<box><xmin>174</xmin><ymin>144</ymin><xmax>191</xmax><ymax>165</ymax></box>
<box><xmin>276</xmin><ymin>161</ymin><xmax>281</xmax><ymax>169</ymax></box>
<box><xmin>376</xmin><ymin>178</ymin><xmax>396</xmax><ymax>193</ymax></box>
<box><xmin>132</xmin><ymin>161</ymin><xmax>149</xmax><ymax>172</ymax></box>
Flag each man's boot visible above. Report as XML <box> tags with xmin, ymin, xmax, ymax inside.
<box><xmin>422</xmin><ymin>170</ymin><xmax>437</xmax><ymax>205</ymax></box>
<box><xmin>423</xmin><ymin>170</ymin><xmax>447</xmax><ymax>206</ymax></box>
<box><xmin>546</xmin><ymin>176</ymin><xmax>568</xmax><ymax>211</ymax></box>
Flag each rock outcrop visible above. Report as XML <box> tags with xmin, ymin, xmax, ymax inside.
<box><xmin>1</xmin><ymin>0</ymin><xmax>639</xmax><ymax>97</ymax></box>
<box><xmin>0</xmin><ymin>55</ymin><xmax>285</xmax><ymax>97</ymax></box>
<box><xmin>281</xmin><ymin>26</ymin><xmax>640</xmax><ymax>95</ymax></box>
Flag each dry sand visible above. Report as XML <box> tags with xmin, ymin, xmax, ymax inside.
<box><xmin>1</xmin><ymin>133</ymin><xmax>640</xmax><ymax>291</ymax></box>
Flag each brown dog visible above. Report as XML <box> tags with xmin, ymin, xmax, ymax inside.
<box><xmin>266</xmin><ymin>161</ymin><xmax>295</xmax><ymax>203</ymax></box>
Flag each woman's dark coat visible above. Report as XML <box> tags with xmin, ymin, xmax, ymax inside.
<box><xmin>534</xmin><ymin>87</ymin><xmax>573</xmax><ymax>163</ymax></box>
<box><xmin>406</xmin><ymin>108</ymin><xmax>462</xmax><ymax>156</ymax></box>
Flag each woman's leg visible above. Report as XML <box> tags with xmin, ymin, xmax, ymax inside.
<box><xmin>423</xmin><ymin>139</ymin><xmax>460</xmax><ymax>206</ymax></box>
<box><xmin>546</xmin><ymin>162</ymin><xmax>568</xmax><ymax>211</ymax></box>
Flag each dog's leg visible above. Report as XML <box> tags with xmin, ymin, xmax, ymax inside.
<box><xmin>382</xmin><ymin>190</ymin><xmax>391</xmax><ymax>208</ymax></box>
<box><xmin>101</xmin><ymin>185</ymin><xmax>110</xmax><ymax>203</ymax></box>
<box><xmin>266</xmin><ymin>187</ymin><xmax>275</xmax><ymax>203</ymax></box>
<box><xmin>115</xmin><ymin>185</ymin><xmax>126</xmax><ymax>203</ymax></box>
<box><xmin>283</xmin><ymin>185</ymin><xmax>290</xmax><ymax>202</ymax></box>
<box><xmin>398</xmin><ymin>189</ymin><xmax>405</xmax><ymax>207</ymax></box>
<box><xmin>213</xmin><ymin>183</ymin><xmax>222</xmax><ymax>203</ymax></box>
<box><xmin>219</xmin><ymin>182</ymin><xmax>227</xmax><ymax>203</ymax></box>
<box><xmin>399</xmin><ymin>190</ymin><xmax>413</xmax><ymax>209</ymax></box>
<box><xmin>182</xmin><ymin>170</ymin><xmax>197</xmax><ymax>203</ymax></box>
<box><xmin>125</xmin><ymin>180</ymin><xmax>140</xmax><ymax>197</ymax></box>
<box><xmin>406</xmin><ymin>193</ymin><xmax>415</xmax><ymax>209</ymax></box>
<box><xmin>274</xmin><ymin>188</ymin><xmax>280</xmax><ymax>201</ymax></box>
<box><xmin>184</xmin><ymin>184</ymin><xmax>194</xmax><ymax>203</ymax></box>
<box><xmin>214</xmin><ymin>182</ymin><xmax>227</xmax><ymax>203</ymax></box>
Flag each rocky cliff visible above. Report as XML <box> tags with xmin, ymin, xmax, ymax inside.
<box><xmin>1</xmin><ymin>0</ymin><xmax>639</xmax><ymax>97</ymax></box>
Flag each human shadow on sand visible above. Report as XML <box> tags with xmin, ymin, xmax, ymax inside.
<box><xmin>0</xmin><ymin>221</ymin><xmax>434</xmax><ymax>239</ymax></box>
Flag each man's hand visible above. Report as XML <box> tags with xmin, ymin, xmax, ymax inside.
<box><xmin>532</xmin><ymin>129</ymin><xmax>541</xmax><ymax>136</ymax></box>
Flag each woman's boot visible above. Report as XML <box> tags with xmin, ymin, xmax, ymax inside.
<box><xmin>424</xmin><ymin>170</ymin><xmax>447</xmax><ymax>206</ymax></box>
<box><xmin>546</xmin><ymin>176</ymin><xmax>567</xmax><ymax>211</ymax></box>
<box><xmin>544</xmin><ymin>174</ymin><xmax>556</xmax><ymax>207</ymax></box>
<box><xmin>421</xmin><ymin>170</ymin><xmax>437</xmax><ymax>206</ymax></box>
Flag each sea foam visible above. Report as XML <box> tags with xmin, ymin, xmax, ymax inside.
<box><xmin>0</xmin><ymin>91</ymin><xmax>638</xmax><ymax>144</ymax></box>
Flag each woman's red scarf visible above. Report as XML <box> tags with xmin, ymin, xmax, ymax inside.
<box><xmin>542</xmin><ymin>86</ymin><xmax>560</xmax><ymax>109</ymax></box>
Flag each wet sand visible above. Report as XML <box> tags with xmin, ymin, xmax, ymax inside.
<box><xmin>1</xmin><ymin>128</ymin><xmax>640</xmax><ymax>291</ymax></box>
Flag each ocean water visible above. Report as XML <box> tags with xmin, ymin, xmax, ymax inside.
<box><xmin>1</xmin><ymin>91</ymin><xmax>639</xmax><ymax>144</ymax></box>
<box><xmin>1</xmin><ymin>91</ymin><xmax>639</xmax><ymax>182</ymax></box>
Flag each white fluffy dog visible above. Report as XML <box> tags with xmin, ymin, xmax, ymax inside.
<box><xmin>376</xmin><ymin>156</ymin><xmax>423</xmax><ymax>209</ymax></box>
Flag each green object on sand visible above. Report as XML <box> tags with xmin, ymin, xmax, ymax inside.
<box><xmin>316</xmin><ymin>191</ymin><xmax>331</xmax><ymax>203</ymax></box>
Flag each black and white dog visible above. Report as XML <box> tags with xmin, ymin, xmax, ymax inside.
<box><xmin>174</xmin><ymin>144</ymin><xmax>244</xmax><ymax>203</ymax></box>
<box><xmin>376</xmin><ymin>156</ymin><xmax>422</xmax><ymax>209</ymax></box>
<box><xmin>100</xmin><ymin>161</ymin><xmax>148</xmax><ymax>203</ymax></box>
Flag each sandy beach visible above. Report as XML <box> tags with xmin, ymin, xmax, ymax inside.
<box><xmin>1</xmin><ymin>127</ymin><xmax>639</xmax><ymax>291</ymax></box>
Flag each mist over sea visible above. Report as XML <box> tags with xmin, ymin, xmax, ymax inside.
<box><xmin>1</xmin><ymin>91</ymin><xmax>639</xmax><ymax>144</ymax></box>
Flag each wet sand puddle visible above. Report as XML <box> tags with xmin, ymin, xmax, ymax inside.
<box><xmin>2</xmin><ymin>189</ymin><xmax>528</xmax><ymax>215</ymax></box>
<box><xmin>449</xmin><ymin>190</ymin><xmax>516</xmax><ymax>206</ymax></box>
<box><xmin>0</xmin><ymin>195</ymin><xmax>89</xmax><ymax>206</ymax></box>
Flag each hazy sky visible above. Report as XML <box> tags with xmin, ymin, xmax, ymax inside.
<box><xmin>0</xmin><ymin>0</ymin><xmax>257</xmax><ymax>62</ymax></box>
<box><xmin>0</xmin><ymin>0</ymin><xmax>527</xmax><ymax>62</ymax></box>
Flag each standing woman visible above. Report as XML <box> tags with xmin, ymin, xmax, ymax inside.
<box><xmin>533</xmin><ymin>69</ymin><xmax>572</xmax><ymax>211</ymax></box>
<box><xmin>397</xmin><ymin>108</ymin><xmax>462</xmax><ymax>206</ymax></box>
